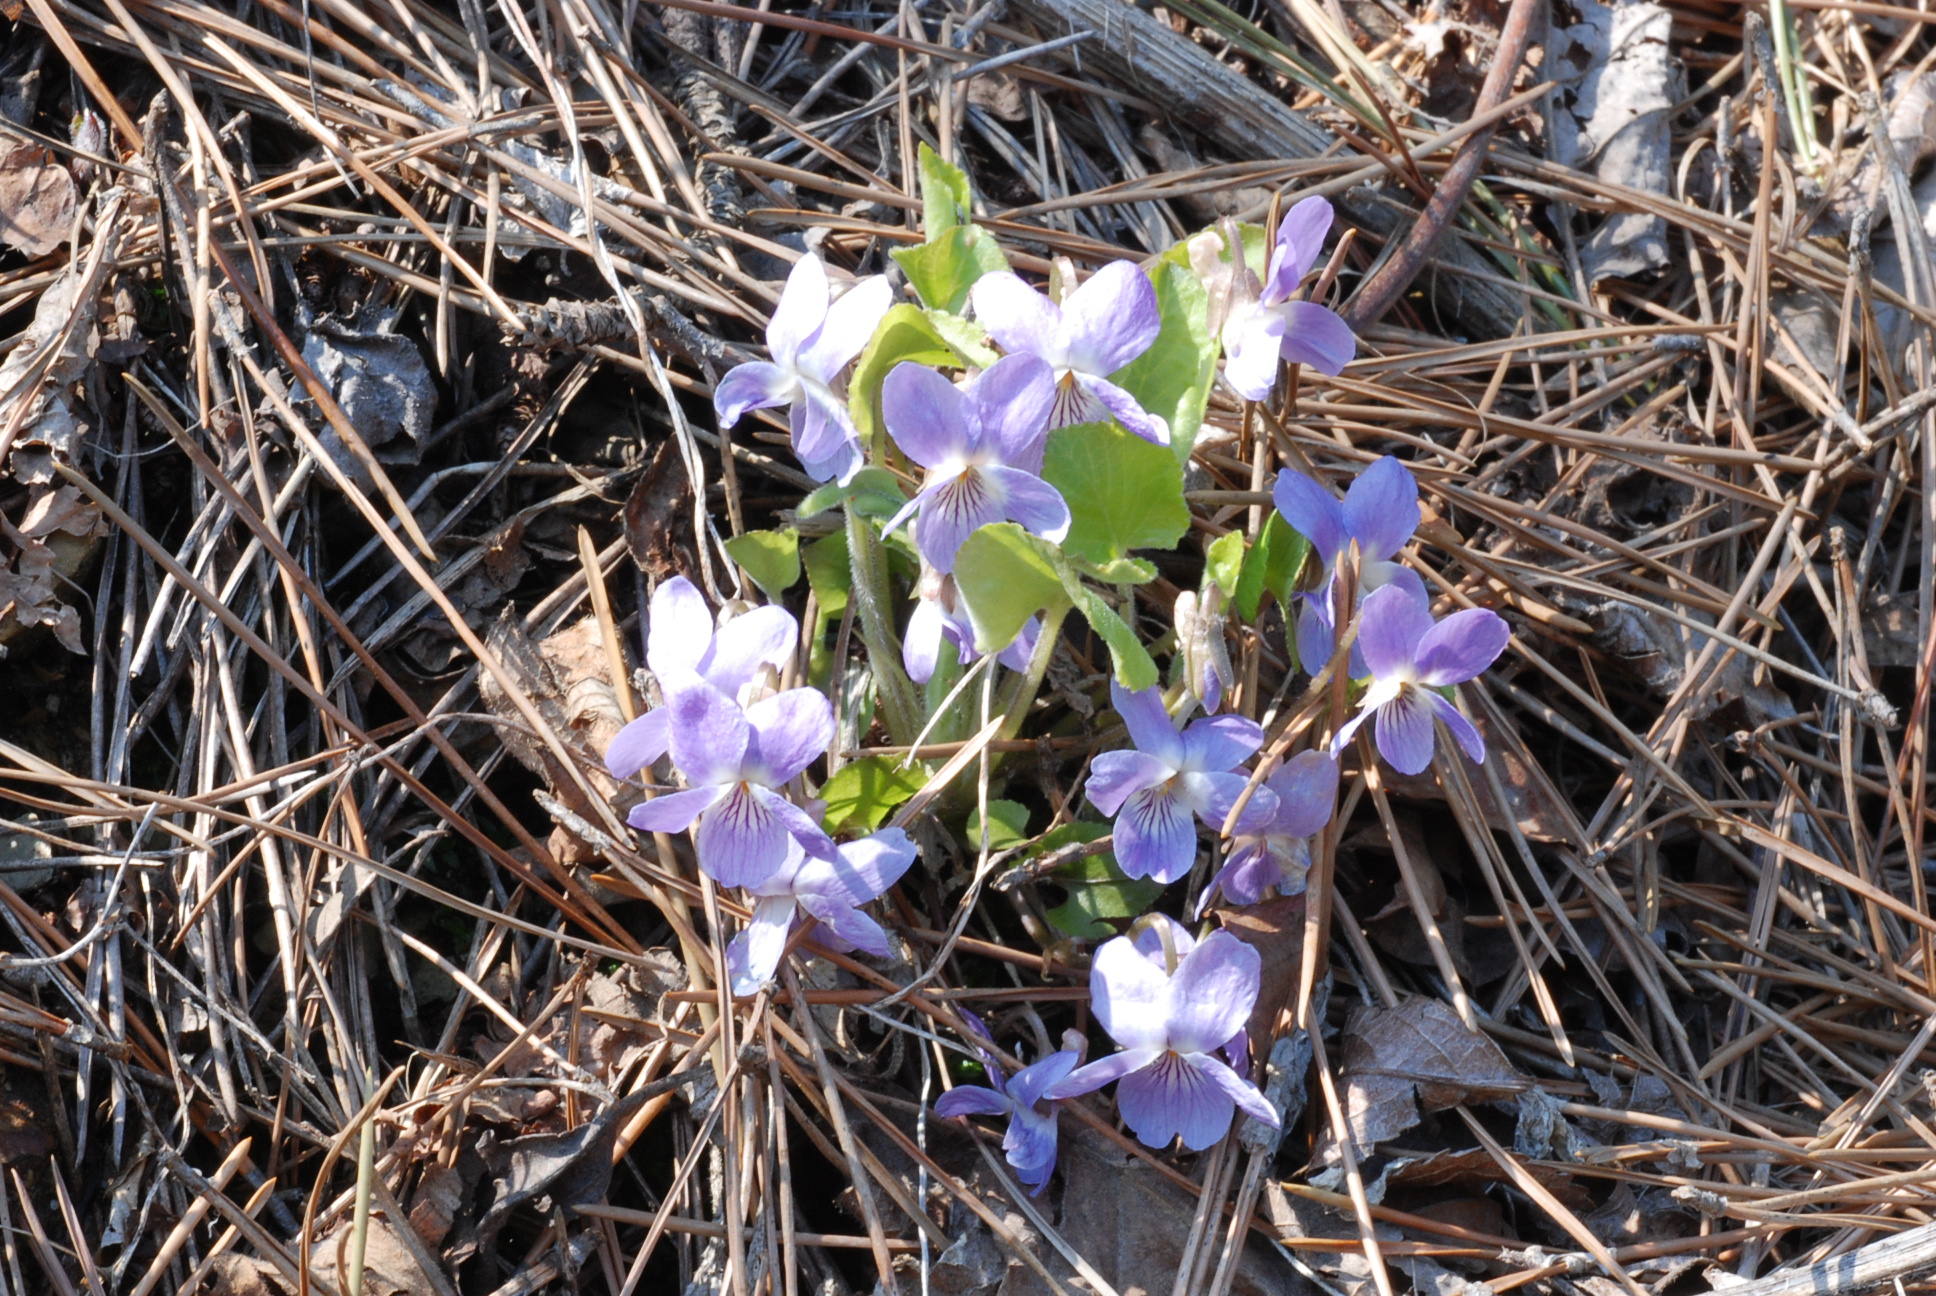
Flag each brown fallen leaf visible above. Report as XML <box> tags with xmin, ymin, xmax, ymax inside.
<box><xmin>1323</xmin><ymin>997</ymin><xmax>1526</xmax><ymax>1163</ymax></box>
<box><xmin>0</xmin><ymin>136</ymin><xmax>74</xmax><ymax>257</ymax></box>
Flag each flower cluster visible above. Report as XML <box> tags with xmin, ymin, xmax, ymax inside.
<box><xmin>603</xmin><ymin>186</ymin><xmax>1517</xmax><ymax>1186</ymax></box>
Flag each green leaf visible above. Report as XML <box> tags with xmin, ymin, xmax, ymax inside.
<box><xmin>925</xmin><ymin>309</ymin><xmax>1000</xmax><ymax>368</ymax></box>
<box><xmin>1072</xmin><ymin>586</ymin><xmax>1159</xmax><ymax>691</ymax></box>
<box><xmin>1255</xmin><ymin>512</ymin><xmax>1312</xmax><ymax>609</ymax></box>
<box><xmin>916</xmin><ymin>142</ymin><xmax>973</xmax><ymax>236</ymax></box>
<box><xmin>797</xmin><ymin>466</ymin><xmax>906</xmax><ymax>521</ymax></box>
<box><xmin>896</xmin><ymin>145</ymin><xmax>1008</xmax><ymax>312</ymax></box>
<box><xmin>802</xmin><ymin>530</ymin><xmax>851</xmax><ymax>686</ymax></box>
<box><xmin>820</xmin><ymin>755</ymin><xmax>927</xmax><ymax>834</ymax></box>
<box><xmin>1035</xmin><ymin>823</ymin><xmax>1164</xmax><ymax>940</ymax></box>
<box><xmin>1042</xmin><ymin>421</ymin><xmax>1190</xmax><ymax>566</ymax></box>
<box><xmin>965</xmin><ymin>799</ymin><xmax>1030</xmax><ymax>853</ymax></box>
<box><xmin>954</xmin><ymin>522</ymin><xmax>1160</xmax><ymax>690</ymax></box>
<box><xmin>723</xmin><ymin>528</ymin><xmax>801</xmax><ymax>599</ymax></box>
<box><xmin>1108</xmin><ymin>260</ymin><xmax>1218</xmax><ymax>460</ymax></box>
<box><xmin>849</xmin><ymin>304</ymin><xmax>958</xmax><ymax>448</ymax></box>
<box><xmin>1070</xmin><ymin>555</ymin><xmax>1157</xmax><ymax>585</ymax></box>
<box><xmin>892</xmin><ymin>227</ymin><xmax>1008</xmax><ymax>314</ymax></box>
<box><xmin>951</xmin><ymin>522</ymin><xmax>1073</xmax><ymax>655</ymax></box>
<box><xmin>1205</xmin><ymin>530</ymin><xmax>1247</xmax><ymax>601</ymax></box>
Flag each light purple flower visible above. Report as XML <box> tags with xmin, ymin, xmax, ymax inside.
<box><xmin>968</xmin><ymin>262</ymin><xmax>1167</xmax><ymax>445</ymax></box>
<box><xmin>1044</xmin><ymin>915</ymin><xmax>1277</xmax><ymax>1151</ymax></box>
<box><xmin>627</xmin><ymin>681</ymin><xmax>836</xmax><ymax>888</ymax></box>
<box><xmin>881</xmin><ymin>354</ymin><xmax>1070</xmax><ymax>574</ymax></box>
<box><xmin>1333</xmin><ymin>584</ymin><xmax>1508</xmax><ymax>777</ymax></box>
<box><xmin>605</xmin><ymin>576</ymin><xmax>797</xmax><ymax>779</ymax></box>
<box><xmin>726</xmin><ymin>828</ymin><xmax>918</xmax><ymax>995</ymax></box>
<box><xmin>1274</xmin><ymin>455</ymin><xmax>1426</xmax><ymax>671</ymax></box>
<box><xmin>1222</xmin><ymin>196</ymin><xmax>1356</xmax><ymax>399</ymax></box>
<box><xmin>1086</xmin><ymin>681</ymin><xmax>1278</xmax><ymax>885</ymax></box>
<box><xmin>1199</xmin><ymin>751</ymin><xmax>1339</xmax><ymax>913</ymax></box>
<box><xmin>904</xmin><ymin>563</ymin><xmax>1038</xmax><ymax>684</ymax></box>
<box><xmin>714</xmin><ymin>253</ymin><xmax>893</xmax><ymax>483</ymax></box>
<box><xmin>935</xmin><ymin>1024</ymin><xmax>1081</xmax><ymax>1194</ymax></box>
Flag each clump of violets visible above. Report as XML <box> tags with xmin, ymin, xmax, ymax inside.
<box><xmin>904</xmin><ymin>563</ymin><xmax>1038</xmax><ymax>684</ymax></box>
<box><xmin>1220</xmin><ymin>195</ymin><xmax>1356</xmax><ymax>399</ymax></box>
<box><xmin>605</xmin><ymin>576</ymin><xmax>796</xmax><ymax>779</ymax></box>
<box><xmin>713</xmin><ymin>253</ymin><xmax>892</xmax><ymax>483</ymax></box>
<box><xmin>882</xmin><ymin>354</ymin><xmax>1071</xmax><ymax>573</ymax></box>
<box><xmin>627</xmin><ymin>682</ymin><xmax>836</xmax><ymax>888</ymax></box>
<box><xmin>726</xmin><ymin>828</ymin><xmax>918</xmax><ymax>995</ymax></box>
<box><xmin>1045</xmin><ymin>915</ymin><xmax>1277</xmax><ymax>1151</ymax></box>
<box><xmin>1273</xmin><ymin>455</ymin><xmax>1425</xmax><ymax>671</ymax></box>
<box><xmin>1199</xmin><ymin>751</ymin><xmax>1339</xmax><ymax>913</ymax></box>
<box><xmin>969</xmin><ymin>261</ymin><xmax>1168</xmax><ymax>444</ymax></box>
<box><xmin>1334</xmin><ymin>584</ymin><xmax>1509</xmax><ymax>776</ymax></box>
<box><xmin>1087</xmin><ymin>682</ymin><xmax>1277</xmax><ymax>884</ymax></box>
<box><xmin>934</xmin><ymin>1014</ymin><xmax>1082</xmax><ymax>1194</ymax></box>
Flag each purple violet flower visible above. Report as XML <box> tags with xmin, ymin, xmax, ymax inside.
<box><xmin>904</xmin><ymin>563</ymin><xmax>1038</xmax><ymax>684</ymax></box>
<box><xmin>627</xmin><ymin>681</ymin><xmax>837</xmax><ymax>888</ymax></box>
<box><xmin>1087</xmin><ymin>681</ymin><xmax>1278</xmax><ymax>885</ymax></box>
<box><xmin>726</xmin><ymin>828</ymin><xmax>918</xmax><ymax>995</ymax></box>
<box><xmin>934</xmin><ymin>1030</ymin><xmax>1081</xmax><ymax>1194</ymax></box>
<box><xmin>1273</xmin><ymin>455</ymin><xmax>1426</xmax><ymax>672</ymax></box>
<box><xmin>1333</xmin><ymin>584</ymin><xmax>1509</xmax><ymax>776</ymax></box>
<box><xmin>714</xmin><ymin>253</ymin><xmax>893</xmax><ymax>484</ymax></box>
<box><xmin>881</xmin><ymin>354</ymin><xmax>1071</xmax><ymax>574</ymax></box>
<box><xmin>605</xmin><ymin>576</ymin><xmax>797</xmax><ymax>779</ymax></box>
<box><xmin>1199</xmin><ymin>751</ymin><xmax>1339</xmax><ymax>914</ymax></box>
<box><xmin>1044</xmin><ymin>915</ymin><xmax>1278</xmax><ymax>1151</ymax></box>
<box><xmin>1221</xmin><ymin>196</ymin><xmax>1357</xmax><ymax>400</ymax></box>
<box><xmin>968</xmin><ymin>262</ymin><xmax>1168</xmax><ymax>444</ymax></box>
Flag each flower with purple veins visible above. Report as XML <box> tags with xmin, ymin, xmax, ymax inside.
<box><xmin>713</xmin><ymin>253</ymin><xmax>893</xmax><ymax>484</ymax></box>
<box><xmin>1044</xmin><ymin>914</ymin><xmax>1278</xmax><ymax>1151</ymax></box>
<box><xmin>1273</xmin><ymin>454</ymin><xmax>1426</xmax><ymax>673</ymax></box>
<box><xmin>904</xmin><ymin>563</ymin><xmax>1038</xmax><ymax>684</ymax></box>
<box><xmin>605</xmin><ymin>576</ymin><xmax>797</xmax><ymax>780</ymax></box>
<box><xmin>1086</xmin><ymin>681</ymin><xmax>1279</xmax><ymax>885</ymax></box>
<box><xmin>969</xmin><ymin>261</ymin><xmax>1168</xmax><ymax>445</ymax></box>
<box><xmin>881</xmin><ymin>354</ymin><xmax>1071</xmax><ymax>574</ymax></box>
<box><xmin>1199</xmin><ymin>750</ymin><xmax>1339</xmax><ymax>914</ymax></box>
<box><xmin>934</xmin><ymin>1023</ymin><xmax>1081</xmax><ymax>1194</ymax></box>
<box><xmin>1221</xmin><ymin>195</ymin><xmax>1357</xmax><ymax>400</ymax></box>
<box><xmin>1333</xmin><ymin>584</ymin><xmax>1509</xmax><ymax>777</ymax></box>
<box><xmin>726</xmin><ymin>828</ymin><xmax>918</xmax><ymax>995</ymax></box>
<box><xmin>627</xmin><ymin>681</ymin><xmax>837</xmax><ymax>888</ymax></box>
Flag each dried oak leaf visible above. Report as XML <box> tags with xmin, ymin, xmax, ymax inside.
<box><xmin>1324</xmin><ymin>997</ymin><xmax>1526</xmax><ymax>1163</ymax></box>
<box><xmin>0</xmin><ymin>136</ymin><xmax>74</xmax><ymax>257</ymax></box>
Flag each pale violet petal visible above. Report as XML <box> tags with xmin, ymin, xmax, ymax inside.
<box><xmin>1088</xmin><ymin>937</ymin><xmax>1172</xmax><ymax>1051</ymax></box>
<box><xmin>1414</xmin><ymin>608</ymin><xmax>1509</xmax><ymax>686</ymax></box>
<box><xmin>1041</xmin><ymin>1048</ymin><xmax>1163</xmax><ymax>1101</ymax></box>
<box><xmin>1113</xmin><ymin>783</ymin><xmax>1198</xmax><ymax>883</ymax></box>
<box><xmin>1342</xmin><ymin>456</ymin><xmax>1420</xmax><ymax>562</ymax></box>
<box><xmin>971</xmin><ymin>271</ymin><xmax>1063</xmax><ymax>365</ymax></box>
<box><xmin>605</xmin><ymin>708</ymin><xmax>670</xmax><ymax>779</ymax></box>
<box><xmin>1086</xmin><ymin>750</ymin><xmax>1176</xmax><ymax>816</ymax></box>
<box><xmin>1060</xmin><ymin>261</ymin><xmax>1160</xmax><ymax>377</ymax></box>
<box><xmin>714</xmin><ymin>362</ymin><xmax>798</xmax><ymax>429</ymax></box>
<box><xmin>1115</xmin><ymin>1051</ymin><xmax>1233</xmax><ymax>1151</ymax></box>
<box><xmin>883</xmin><ymin>361</ymin><xmax>974</xmax><ymax>467</ymax></box>
<box><xmin>1374</xmin><ymin>685</ymin><xmax>1439</xmax><ymax>776</ymax></box>
<box><xmin>1163</xmin><ymin>931</ymin><xmax>1260</xmax><ymax>1055</ymax></box>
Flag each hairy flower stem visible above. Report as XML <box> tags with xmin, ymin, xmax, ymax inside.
<box><xmin>845</xmin><ymin>502</ymin><xmax>922</xmax><ymax>744</ymax></box>
<box><xmin>995</xmin><ymin>605</ymin><xmax>1069</xmax><ymax>742</ymax></box>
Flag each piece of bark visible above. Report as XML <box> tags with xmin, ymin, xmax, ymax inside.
<box><xmin>1702</xmin><ymin>1220</ymin><xmax>1936</xmax><ymax>1296</ymax></box>
<box><xmin>1003</xmin><ymin>0</ymin><xmax>1527</xmax><ymax>338</ymax></box>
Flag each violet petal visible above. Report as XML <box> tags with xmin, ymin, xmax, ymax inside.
<box><xmin>1342</xmin><ymin>456</ymin><xmax>1421</xmax><ymax>562</ymax></box>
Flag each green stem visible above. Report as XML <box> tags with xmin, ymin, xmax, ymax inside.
<box><xmin>844</xmin><ymin>503</ymin><xmax>922</xmax><ymax>744</ymax></box>
<box><xmin>994</xmin><ymin>604</ymin><xmax>1069</xmax><ymax>742</ymax></box>
<box><xmin>348</xmin><ymin>1094</ymin><xmax>375</xmax><ymax>1296</ymax></box>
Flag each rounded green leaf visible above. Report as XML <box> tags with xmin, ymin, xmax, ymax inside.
<box><xmin>724</xmin><ymin>528</ymin><xmax>801</xmax><ymax>599</ymax></box>
<box><xmin>1041</xmin><ymin>421</ymin><xmax>1189</xmax><ymax>566</ymax></box>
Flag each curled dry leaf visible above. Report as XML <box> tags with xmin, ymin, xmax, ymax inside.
<box><xmin>0</xmin><ymin>135</ymin><xmax>74</xmax><ymax>258</ymax></box>
<box><xmin>1552</xmin><ymin>0</ymin><xmax>1681</xmax><ymax>281</ymax></box>
<box><xmin>1320</xmin><ymin>996</ymin><xmax>1526</xmax><ymax>1163</ymax></box>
